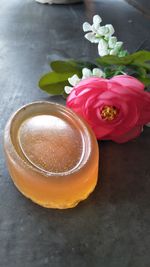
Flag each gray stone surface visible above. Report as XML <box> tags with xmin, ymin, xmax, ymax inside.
<box><xmin>126</xmin><ymin>0</ymin><xmax>150</xmax><ymax>16</ymax></box>
<box><xmin>0</xmin><ymin>0</ymin><xmax>150</xmax><ymax>266</ymax></box>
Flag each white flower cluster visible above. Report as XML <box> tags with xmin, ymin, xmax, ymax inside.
<box><xmin>83</xmin><ymin>15</ymin><xmax>123</xmax><ymax>57</ymax></box>
<box><xmin>64</xmin><ymin>67</ymin><xmax>104</xmax><ymax>94</ymax></box>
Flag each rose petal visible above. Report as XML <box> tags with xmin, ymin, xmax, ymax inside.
<box><xmin>110</xmin><ymin>126</ymin><xmax>142</xmax><ymax>143</ymax></box>
<box><xmin>109</xmin><ymin>79</ymin><xmax>150</xmax><ymax>126</ymax></box>
<box><xmin>93</xmin><ymin>125</ymin><xmax>113</xmax><ymax>139</ymax></box>
<box><xmin>110</xmin><ymin>75</ymin><xmax>145</xmax><ymax>91</ymax></box>
<box><xmin>74</xmin><ymin>77</ymin><xmax>108</xmax><ymax>95</ymax></box>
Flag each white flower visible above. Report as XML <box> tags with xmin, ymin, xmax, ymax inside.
<box><xmin>83</xmin><ymin>14</ymin><xmax>124</xmax><ymax>57</ymax></box>
<box><xmin>64</xmin><ymin>67</ymin><xmax>104</xmax><ymax>94</ymax></box>
<box><xmin>85</xmin><ymin>33</ymin><xmax>99</xmax><ymax>43</ymax></box>
<box><xmin>105</xmin><ymin>24</ymin><xmax>115</xmax><ymax>37</ymax></box>
<box><xmin>92</xmin><ymin>68</ymin><xmax>104</xmax><ymax>77</ymax></box>
<box><xmin>98</xmin><ymin>39</ymin><xmax>109</xmax><ymax>56</ymax></box>
<box><xmin>64</xmin><ymin>86</ymin><xmax>73</xmax><ymax>94</ymax></box>
<box><xmin>93</xmin><ymin>15</ymin><xmax>102</xmax><ymax>29</ymax></box>
<box><xmin>68</xmin><ymin>74</ymin><xmax>80</xmax><ymax>86</ymax></box>
<box><xmin>97</xmin><ymin>26</ymin><xmax>109</xmax><ymax>36</ymax></box>
<box><xmin>83</xmin><ymin>15</ymin><xmax>104</xmax><ymax>43</ymax></box>
<box><xmin>83</xmin><ymin>15</ymin><xmax>115</xmax><ymax>42</ymax></box>
<box><xmin>82</xmin><ymin>68</ymin><xmax>92</xmax><ymax>78</ymax></box>
<box><xmin>82</xmin><ymin>67</ymin><xmax>104</xmax><ymax>79</ymax></box>
<box><xmin>83</xmin><ymin>22</ymin><xmax>92</xmax><ymax>32</ymax></box>
<box><xmin>110</xmin><ymin>41</ymin><xmax>123</xmax><ymax>55</ymax></box>
<box><xmin>83</xmin><ymin>15</ymin><xmax>102</xmax><ymax>33</ymax></box>
<box><xmin>108</xmin><ymin>36</ymin><xmax>117</xmax><ymax>49</ymax></box>
<box><xmin>64</xmin><ymin>74</ymin><xmax>81</xmax><ymax>95</ymax></box>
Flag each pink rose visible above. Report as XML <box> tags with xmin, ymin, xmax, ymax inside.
<box><xmin>66</xmin><ymin>75</ymin><xmax>150</xmax><ymax>143</ymax></box>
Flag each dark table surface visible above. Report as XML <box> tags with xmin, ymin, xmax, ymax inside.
<box><xmin>0</xmin><ymin>0</ymin><xmax>150</xmax><ymax>266</ymax></box>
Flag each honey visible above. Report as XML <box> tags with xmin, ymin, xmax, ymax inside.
<box><xmin>4</xmin><ymin>102</ymin><xmax>99</xmax><ymax>209</ymax></box>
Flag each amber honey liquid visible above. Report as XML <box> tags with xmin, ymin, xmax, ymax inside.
<box><xmin>4</xmin><ymin>103</ymin><xmax>99</xmax><ymax>209</ymax></box>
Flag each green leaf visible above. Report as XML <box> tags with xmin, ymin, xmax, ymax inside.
<box><xmin>129</xmin><ymin>51</ymin><xmax>150</xmax><ymax>71</ymax></box>
<box><xmin>74</xmin><ymin>60</ymin><xmax>97</xmax><ymax>70</ymax></box>
<box><xmin>96</xmin><ymin>50</ymin><xmax>150</xmax><ymax>71</ymax></box>
<box><xmin>39</xmin><ymin>60</ymin><xmax>97</xmax><ymax>96</ymax></box>
<box><xmin>39</xmin><ymin>72</ymin><xmax>74</xmax><ymax>95</ymax></box>
<box><xmin>50</xmin><ymin>60</ymin><xmax>97</xmax><ymax>76</ymax></box>
<box><xmin>136</xmin><ymin>67</ymin><xmax>147</xmax><ymax>78</ymax></box>
<box><xmin>96</xmin><ymin>55</ymin><xmax>132</xmax><ymax>66</ymax></box>
<box><xmin>138</xmin><ymin>76</ymin><xmax>150</xmax><ymax>87</ymax></box>
<box><xmin>118</xmin><ymin>50</ymin><xmax>128</xmax><ymax>57</ymax></box>
<box><xmin>51</xmin><ymin>60</ymin><xmax>81</xmax><ymax>75</ymax></box>
<box><xmin>103</xmin><ymin>65</ymin><xmax>126</xmax><ymax>78</ymax></box>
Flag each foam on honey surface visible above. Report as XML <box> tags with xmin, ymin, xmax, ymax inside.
<box><xmin>18</xmin><ymin>115</ymin><xmax>84</xmax><ymax>173</ymax></box>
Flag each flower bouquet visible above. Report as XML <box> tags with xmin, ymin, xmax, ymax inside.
<box><xmin>39</xmin><ymin>15</ymin><xmax>150</xmax><ymax>143</ymax></box>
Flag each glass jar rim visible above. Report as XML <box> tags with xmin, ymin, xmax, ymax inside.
<box><xmin>4</xmin><ymin>101</ymin><xmax>96</xmax><ymax>177</ymax></box>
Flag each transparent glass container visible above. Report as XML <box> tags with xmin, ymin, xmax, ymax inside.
<box><xmin>4</xmin><ymin>102</ymin><xmax>99</xmax><ymax>209</ymax></box>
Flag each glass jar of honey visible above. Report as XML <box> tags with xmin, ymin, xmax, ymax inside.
<box><xmin>4</xmin><ymin>102</ymin><xmax>99</xmax><ymax>209</ymax></box>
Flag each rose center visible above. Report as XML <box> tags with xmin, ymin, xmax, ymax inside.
<box><xmin>100</xmin><ymin>106</ymin><xmax>118</xmax><ymax>121</ymax></box>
